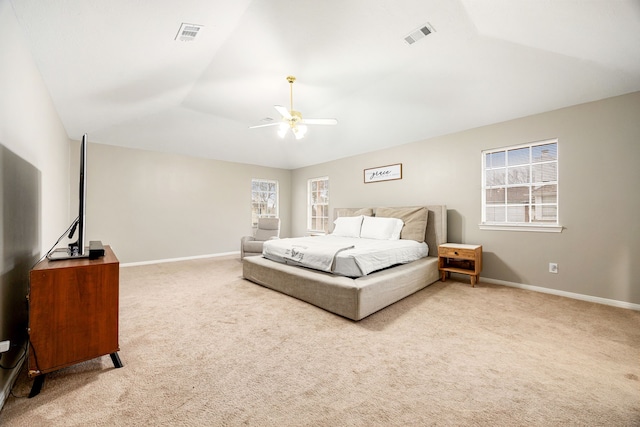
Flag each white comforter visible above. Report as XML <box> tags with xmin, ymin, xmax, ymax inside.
<box><xmin>263</xmin><ymin>235</ymin><xmax>429</xmax><ymax>277</ymax></box>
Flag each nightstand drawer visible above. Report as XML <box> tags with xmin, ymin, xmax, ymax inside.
<box><xmin>438</xmin><ymin>247</ymin><xmax>476</xmax><ymax>259</ymax></box>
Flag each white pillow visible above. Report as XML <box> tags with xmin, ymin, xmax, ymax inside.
<box><xmin>360</xmin><ymin>216</ymin><xmax>404</xmax><ymax>240</ymax></box>
<box><xmin>331</xmin><ymin>215</ymin><xmax>364</xmax><ymax>238</ymax></box>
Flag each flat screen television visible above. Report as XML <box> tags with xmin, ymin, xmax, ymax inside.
<box><xmin>47</xmin><ymin>134</ymin><xmax>89</xmax><ymax>260</ymax></box>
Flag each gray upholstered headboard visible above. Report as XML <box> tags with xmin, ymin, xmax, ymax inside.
<box><xmin>333</xmin><ymin>205</ymin><xmax>447</xmax><ymax>257</ymax></box>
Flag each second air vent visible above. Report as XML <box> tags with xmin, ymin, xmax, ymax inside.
<box><xmin>404</xmin><ymin>23</ymin><xmax>436</xmax><ymax>45</ymax></box>
<box><xmin>175</xmin><ymin>23</ymin><xmax>203</xmax><ymax>42</ymax></box>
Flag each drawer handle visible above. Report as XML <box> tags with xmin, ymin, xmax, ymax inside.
<box><xmin>454</xmin><ymin>251</ymin><xmax>459</xmax><ymax>255</ymax></box>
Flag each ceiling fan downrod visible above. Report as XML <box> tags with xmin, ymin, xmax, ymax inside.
<box><xmin>286</xmin><ymin>75</ymin><xmax>302</xmax><ymax>127</ymax></box>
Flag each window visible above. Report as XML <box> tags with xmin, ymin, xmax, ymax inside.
<box><xmin>251</xmin><ymin>179</ymin><xmax>278</xmax><ymax>227</ymax></box>
<box><xmin>481</xmin><ymin>139</ymin><xmax>561</xmax><ymax>232</ymax></box>
<box><xmin>308</xmin><ymin>177</ymin><xmax>329</xmax><ymax>232</ymax></box>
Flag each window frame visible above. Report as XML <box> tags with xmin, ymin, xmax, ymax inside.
<box><xmin>480</xmin><ymin>138</ymin><xmax>562</xmax><ymax>233</ymax></box>
<box><xmin>307</xmin><ymin>176</ymin><xmax>329</xmax><ymax>233</ymax></box>
<box><xmin>251</xmin><ymin>178</ymin><xmax>279</xmax><ymax>227</ymax></box>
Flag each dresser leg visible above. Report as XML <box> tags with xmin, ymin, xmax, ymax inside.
<box><xmin>470</xmin><ymin>275</ymin><xmax>476</xmax><ymax>287</ymax></box>
<box><xmin>28</xmin><ymin>375</ymin><xmax>45</xmax><ymax>398</ymax></box>
<box><xmin>110</xmin><ymin>352</ymin><xmax>123</xmax><ymax>369</ymax></box>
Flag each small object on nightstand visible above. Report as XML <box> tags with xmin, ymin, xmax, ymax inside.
<box><xmin>438</xmin><ymin>243</ymin><xmax>483</xmax><ymax>287</ymax></box>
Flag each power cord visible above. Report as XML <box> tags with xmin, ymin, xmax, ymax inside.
<box><xmin>0</xmin><ymin>343</ymin><xmax>27</xmax><ymax>370</ymax></box>
<box><xmin>33</xmin><ymin>216</ymin><xmax>80</xmax><ymax>269</ymax></box>
<box><xmin>7</xmin><ymin>362</ymin><xmax>30</xmax><ymax>399</ymax></box>
<box><xmin>5</xmin><ymin>217</ymin><xmax>81</xmax><ymax>399</ymax></box>
<box><xmin>3</xmin><ymin>214</ymin><xmax>78</xmax><ymax>400</ymax></box>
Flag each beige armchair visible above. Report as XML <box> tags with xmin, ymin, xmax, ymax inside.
<box><xmin>241</xmin><ymin>217</ymin><xmax>281</xmax><ymax>260</ymax></box>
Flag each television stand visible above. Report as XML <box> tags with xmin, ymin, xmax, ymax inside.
<box><xmin>28</xmin><ymin>245</ymin><xmax>122</xmax><ymax>397</ymax></box>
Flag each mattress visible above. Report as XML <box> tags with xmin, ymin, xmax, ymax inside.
<box><xmin>262</xmin><ymin>235</ymin><xmax>429</xmax><ymax>277</ymax></box>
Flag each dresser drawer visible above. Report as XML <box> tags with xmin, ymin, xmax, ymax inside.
<box><xmin>438</xmin><ymin>246</ymin><xmax>476</xmax><ymax>259</ymax></box>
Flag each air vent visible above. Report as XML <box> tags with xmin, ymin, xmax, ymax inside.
<box><xmin>404</xmin><ymin>22</ymin><xmax>435</xmax><ymax>45</ymax></box>
<box><xmin>175</xmin><ymin>23</ymin><xmax>203</xmax><ymax>41</ymax></box>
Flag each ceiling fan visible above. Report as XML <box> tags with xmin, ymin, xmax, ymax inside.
<box><xmin>250</xmin><ymin>76</ymin><xmax>337</xmax><ymax>140</ymax></box>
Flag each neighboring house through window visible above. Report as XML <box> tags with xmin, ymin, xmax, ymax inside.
<box><xmin>481</xmin><ymin>138</ymin><xmax>561</xmax><ymax>232</ymax></box>
<box><xmin>251</xmin><ymin>179</ymin><xmax>278</xmax><ymax>227</ymax></box>
<box><xmin>308</xmin><ymin>176</ymin><xmax>329</xmax><ymax>232</ymax></box>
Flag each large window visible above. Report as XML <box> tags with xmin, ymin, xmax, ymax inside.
<box><xmin>308</xmin><ymin>177</ymin><xmax>329</xmax><ymax>232</ymax></box>
<box><xmin>251</xmin><ymin>179</ymin><xmax>278</xmax><ymax>227</ymax></box>
<box><xmin>481</xmin><ymin>139</ymin><xmax>560</xmax><ymax>232</ymax></box>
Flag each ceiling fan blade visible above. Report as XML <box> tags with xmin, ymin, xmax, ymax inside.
<box><xmin>301</xmin><ymin>118</ymin><xmax>338</xmax><ymax>125</ymax></box>
<box><xmin>249</xmin><ymin>122</ymin><xmax>280</xmax><ymax>129</ymax></box>
<box><xmin>274</xmin><ymin>105</ymin><xmax>292</xmax><ymax>120</ymax></box>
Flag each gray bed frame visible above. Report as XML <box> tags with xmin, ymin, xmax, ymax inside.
<box><xmin>242</xmin><ymin>205</ymin><xmax>447</xmax><ymax>320</ymax></box>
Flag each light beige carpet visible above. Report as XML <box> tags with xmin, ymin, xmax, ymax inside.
<box><xmin>1</xmin><ymin>255</ymin><xmax>639</xmax><ymax>426</ymax></box>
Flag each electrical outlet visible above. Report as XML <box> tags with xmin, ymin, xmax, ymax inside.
<box><xmin>549</xmin><ymin>263</ymin><xmax>558</xmax><ymax>274</ymax></box>
<box><xmin>0</xmin><ymin>340</ymin><xmax>9</xmax><ymax>353</ymax></box>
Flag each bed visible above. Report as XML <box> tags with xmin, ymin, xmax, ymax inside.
<box><xmin>242</xmin><ymin>205</ymin><xmax>447</xmax><ymax>320</ymax></box>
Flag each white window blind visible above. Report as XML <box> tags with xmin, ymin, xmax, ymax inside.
<box><xmin>481</xmin><ymin>139</ymin><xmax>560</xmax><ymax>231</ymax></box>
<box><xmin>308</xmin><ymin>177</ymin><xmax>329</xmax><ymax>232</ymax></box>
<box><xmin>251</xmin><ymin>179</ymin><xmax>278</xmax><ymax>227</ymax></box>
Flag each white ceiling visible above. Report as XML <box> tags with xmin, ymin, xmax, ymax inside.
<box><xmin>10</xmin><ymin>0</ymin><xmax>640</xmax><ymax>169</ymax></box>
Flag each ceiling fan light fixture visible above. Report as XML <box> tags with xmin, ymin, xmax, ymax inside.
<box><xmin>278</xmin><ymin>123</ymin><xmax>289</xmax><ymax>138</ymax></box>
<box><xmin>250</xmin><ymin>75</ymin><xmax>336</xmax><ymax>138</ymax></box>
<box><xmin>293</xmin><ymin>124</ymin><xmax>308</xmax><ymax>140</ymax></box>
<box><xmin>277</xmin><ymin>123</ymin><xmax>288</xmax><ymax>138</ymax></box>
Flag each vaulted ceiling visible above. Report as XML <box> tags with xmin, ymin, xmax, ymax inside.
<box><xmin>10</xmin><ymin>0</ymin><xmax>640</xmax><ymax>169</ymax></box>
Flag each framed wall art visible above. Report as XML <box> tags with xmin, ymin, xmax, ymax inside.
<box><xmin>363</xmin><ymin>163</ymin><xmax>402</xmax><ymax>183</ymax></box>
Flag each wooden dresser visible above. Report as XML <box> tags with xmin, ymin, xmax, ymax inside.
<box><xmin>28</xmin><ymin>245</ymin><xmax>122</xmax><ymax>396</ymax></box>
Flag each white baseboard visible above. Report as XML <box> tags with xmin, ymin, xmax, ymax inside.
<box><xmin>121</xmin><ymin>251</ymin><xmax>240</xmax><ymax>267</ymax></box>
<box><xmin>0</xmin><ymin>359</ymin><xmax>24</xmax><ymax>411</ymax></box>
<box><xmin>122</xmin><ymin>257</ymin><xmax>639</xmax><ymax>311</ymax></box>
<box><xmin>481</xmin><ymin>277</ymin><xmax>640</xmax><ymax>311</ymax></box>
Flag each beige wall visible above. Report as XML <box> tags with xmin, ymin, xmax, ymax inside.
<box><xmin>292</xmin><ymin>92</ymin><xmax>640</xmax><ymax>305</ymax></box>
<box><xmin>0</xmin><ymin>2</ymin><xmax>70</xmax><ymax>406</ymax></box>
<box><xmin>0</xmin><ymin>2</ymin><xmax>70</xmax><ymax>247</ymax></box>
<box><xmin>75</xmin><ymin>142</ymin><xmax>292</xmax><ymax>264</ymax></box>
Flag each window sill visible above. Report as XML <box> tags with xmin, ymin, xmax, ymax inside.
<box><xmin>478</xmin><ymin>224</ymin><xmax>563</xmax><ymax>233</ymax></box>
